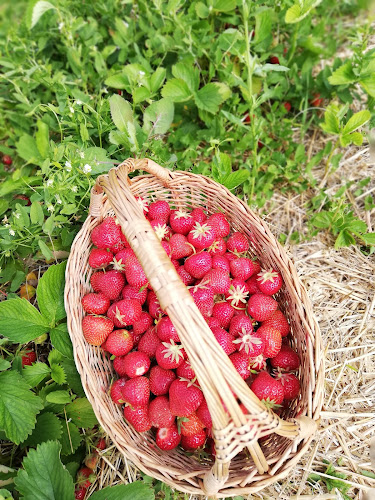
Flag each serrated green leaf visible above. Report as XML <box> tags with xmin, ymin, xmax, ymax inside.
<box><xmin>321</xmin><ymin>109</ymin><xmax>340</xmax><ymax>135</ymax></box>
<box><xmin>15</xmin><ymin>203</ymin><xmax>30</xmax><ymax>228</ymax></box>
<box><xmin>46</xmin><ymin>391</ymin><xmax>72</xmax><ymax>405</ymax></box>
<box><xmin>37</xmin><ymin>262</ymin><xmax>67</xmax><ymax>326</ymax></box>
<box><xmin>109</xmin><ymin>95</ymin><xmax>134</xmax><ymax>134</ymax></box>
<box><xmin>132</xmin><ymin>87</ymin><xmax>151</xmax><ymax>104</ymax></box>
<box><xmin>195</xmin><ymin>83</ymin><xmax>227</xmax><ymax>113</ymax></box>
<box><xmin>195</xmin><ymin>1</ymin><xmax>209</xmax><ymax>17</ymax></box>
<box><xmin>0</xmin><ymin>298</ymin><xmax>49</xmax><ymax>344</ymax></box>
<box><xmin>143</xmin><ymin>98</ymin><xmax>174</xmax><ymax>135</ymax></box>
<box><xmin>335</xmin><ymin>230</ymin><xmax>356</xmax><ymax>249</ymax></box>
<box><xmin>254</xmin><ymin>9</ymin><xmax>273</xmax><ymax>44</ymax></box>
<box><xmin>27</xmin><ymin>1</ymin><xmax>56</xmax><ymax>29</ymax></box>
<box><xmin>0</xmin><ymin>370</ymin><xmax>43</xmax><ymax>444</ymax></box>
<box><xmin>342</xmin><ymin>110</ymin><xmax>371</xmax><ymax>134</ymax></box>
<box><xmin>347</xmin><ymin>219</ymin><xmax>367</xmax><ymax>233</ymax></box>
<box><xmin>59</xmin><ymin>358</ymin><xmax>85</xmax><ymax>397</ymax></box>
<box><xmin>312</xmin><ymin>212</ymin><xmax>333</xmax><ymax>228</ymax></box>
<box><xmin>349</xmin><ymin>132</ymin><xmax>364</xmax><ymax>146</ymax></box>
<box><xmin>213</xmin><ymin>0</ymin><xmax>236</xmax><ymax>12</ymax></box>
<box><xmin>65</xmin><ymin>398</ymin><xmax>98</xmax><ymax>428</ymax></box>
<box><xmin>104</xmin><ymin>74</ymin><xmax>129</xmax><ymax>90</ymax></box>
<box><xmin>359</xmin><ymin>74</ymin><xmax>375</xmax><ymax>97</ymax></box>
<box><xmin>285</xmin><ymin>0</ymin><xmax>322</xmax><ymax>23</ymax></box>
<box><xmin>23</xmin><ymin>413</ymin><xmax>63</xmax><ymax>448</ymax></box>
<box><xmin>360</xmin><ymin>233</ymin><xmax>375</xmax><ymax>245</ymax></box>
<box><xmin>16</xmin><ymin>135</ymin><xmax>41</xmax><ymax>163</ymax></box>
<box><xmin>172</xmin><ymin>63</ymin><xmax>199</xmax><ymax>93</ymax></box>
<box><xmin>64</xmin><ymin>462</ymin><xmax>80</xmax><ymax>479</ymax></box>
<box><xmin>50</xmin><ymin>323</ymin><xmax>73</xmax><ymax>359</ymax></box>
<box><xmin>150</xmin><ymin>67</ymin><xmax>166</xmax><ymax>93</ymax></box>
<box><xmin>0</xmin><ymin>359</ymin><xmax>11</xmax><ymax>371</ymax></box>
<box><xmin>328</xmin><ymin>61</ymin><xmax>356</xmax><ymax>85</ymax></box>
<box><xmin>90</xmin><ymin>483</ymin><xmax>155</xmax><ymax>500</ymax></box>
<box><xmin>36</xmin><ymin>120</ymin><xmax>50</xmax><ymax>159</ymax></box>
<box><xmin>30</xmin><ymin>202</ymin><xmax>44</xmax><ymax>225</ymax></box>
<box><xmin>15</xmin><ymin>441</ymin><xmax>74</xmax><ymax>500</ymax></box>
<box><xmin>48</xmin><ymin>349</ymin><xmax>63</xmax><ymax>366</ymax></box>
<box><xmin>60</xmin><ymin>421</ymin><xmax>82</xmax><ymax>456</ymax></box>
<box><xmin>38</xmin><ymin>240</ymin><xmax>53</xmax><ymax>260</ymax></box>
<box><xmin>221</xmin><ymin>170</ymin><xmax>250</xmax><ymax>190</ymax></box>
<box><xmin>161</xmin><ymin>78</ymin><xmax>192</xmax><ymax>102</ymax></box>
<box><xmin>0</xmin><ymin>489</ymin><xmax>13</xmax><ymax>499</ymax></box>
<box><xmin>51</xmin><ymin>364</ymin><xmax>67</xmax><ymax>385</ymax></box>
<box><xmin>23</xmin><ymin>363</ymin><xmax>51</xmax><ymax>387</ymax></box>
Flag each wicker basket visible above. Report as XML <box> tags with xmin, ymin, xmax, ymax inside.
<box><xmin>65</xmin><ymin>158</ymin><xmax>324</xmax><ymax>498</ymax></box>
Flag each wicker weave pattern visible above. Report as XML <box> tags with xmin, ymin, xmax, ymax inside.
<box><xmin>65</xmin><ymin>158</ymin><xmax>324</xmax><ymax>497</ymax></box>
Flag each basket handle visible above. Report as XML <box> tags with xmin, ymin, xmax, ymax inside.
<box><xmin>116</xmin><ymin>157</ymin><xmax>174</xmax><ymax>187</ymax></box>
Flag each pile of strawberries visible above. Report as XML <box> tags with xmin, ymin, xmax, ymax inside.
<box><xmin>81</xmin><ymin>199</ymin><xmax>301</xmax><ymax>453</ymax></box>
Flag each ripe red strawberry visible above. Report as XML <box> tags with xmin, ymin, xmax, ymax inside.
<box><xmin>113</xmin><ymin>356</ymin><xmax>128</xmax><ymax>377</ymax></box>
<box><xmin>112</xmin><ymin>248</ymin><xmax>135</xmax><ymax>272</ymax></box>
<box><xmin>176</xmin><ymin>360</ymin><xmax>196</xmax><ymax>380</ymax></box>
<box><xmin>89</xmin><ymin>248</ymin><xmax>113</xmax><ymax>269</ymax></box>
<box><xmin>211</xmin><ymin>255</ymin><xmax>230</xmax><ymax>273</ymax></box>
<box><xmin>269</xmin><ymin>56</ymin><xmax>280</xmax><ymax>64</ymax></box>
<box><xmin>177</xmin><ymin>265</ymin><xmax>195</xmax><ymax>285</ymax></box>
<box><xmin>149</xmin><ymin>396</ymin><xmax>175</xmax><ymax>428</ymax></box>
<box><xmin>156</xmin><ymin>316</ymin><xmax>180</xmax><ymax>343</ymax></box>
<box><xmin>196</xmin><ymin>399</ymin><xmax>212</xmax><ymax>429</ymax></box>
<box><xmin>230</xmin><ymin>258</ymin><xmax>255</xmax><ymax>281</ymax></box>
<box><xmin>135</xmin><ymin>196</ymin><xmax>149</xmax><ymax>216</ymax></box>
<box><xmin>252</xmin><ymin>259</ymin><xmax>261</xmax><ymax>274</ymax></box>
<box><xmin>270</xmin><ymin>345</ymin><xmax>300</xmax><ymax>371</ymax></box>
<box><xmin>184</xmin><ymin>252</ymin><xmax>212</xmax><ymax>279</ymax></box>
<box><xmin>129</xmin><ymin>329</ymin><xmax>142</xmax><ymax>348</ymax></box>
<box><xmin>147</xmin><ymin>291</ymin><xmax>165</xmax><ymax>319</ymax></box>
<box><xmin>125</xmin><ymin>257</ymin><xmax>148</xmax><ymax>289</ymax></box>
<box><xmin>211</xmin><ymin>327</ymin><xmax>236</xmax><ymax>355</ymax></box>
<box><xmin>138</xmin><ymin>327</ymin><xmax>160</xmax><ymax>358</ymax></box>
<box><xmin>169</xmin><ymin>209</ymin><xmax>194</xmax><ymax>235</ymax></box>
<box><xmin>212</xmin><ymin>302</ymin><xmax>235</xmax><ymax>329</ymax></box>
<box><xmin>225</xmin><ymin>252</ymin><xmax>238</xmax><ymax>262</ymax></box>
<box><xmin>262</xmin><ymin>310</ymin><xmax>290</xmax><ymax>337</ymax></box>
<box><xmin>2</xmin><ymin>154</ymin><xmax>12</xmax><ymax>166</ymax></box>
<box><xmin>110</xmin><ymin>378</ymin><xmax>127</xmax><ymax>404</ymax></box>
<box><xmin>124</xmin><ymin>405</ymin><xmax>152</xmax><ymax>432</ymax></box>
<box><xmin>229</xmin><ymin>351</ymin><xmax>251</xmax><ymax>379</ymax></box>
<box><xmin>233</xmin><ymin>330</ymin><xmax>264</xmax><ymax>357</ymax></box>
<box><xmin>187</xmin><ymin>222</ymin><xmax>215</xmax><ymax>250</ymax></box>
<box><xmin>257</xmin><ymin>325</ymin><xmax>282</xmax><ymax>357</ymax></box>
<box><xmin>229</xmin><ymin>314</ymin><xmax>253</xmax><ymax>337</ymax></box>
<box><xmin>77</xmin><ymin>467</ymin><xmax>95</xmax><ymax>489</ymax></box>
<box><xmin>82</xmin><ymin>315</ymin><xmax>113</xmax><ymax>345</ymax></box>
<box><xmin>189</xmin><ymin>207</ymin><xmax>206</xmax><ymax>224</ymax></box>
<box><xmin>169</xmin><ymin>234</ymin><xmax>194</xmax><ymax>260</ymax></box>
<box><xmin>82</xmin><ymin>292</ymin><xmax>110</xmax><ymax>315</ymax></box>
<box><xmin>189</xmin><ymin>283</ymin><xmax>215</xmax><ymax>317</ymax></box>
<box><xmin>169</xmin><ymin>379</ymin><xmax>204</xmax><ymax>417</ymax></box>
<box><xmin>108</xmin><ymin>240</ymin><xmax>126</xmax><ymax>254</ymax></box>
<box><xmin>149</xmin><ymin>365</ymin><xmax>176</xmax><ymax>396</ymax></box>
<box><xmin>161</xmin><ymin>240</ymin><xmax>171</xmax><ymax>257</ymax></box>
<box><xmin>95</xmin><ymin>438</ymin><xmax>106</xmax><ymax>451</ymax></box>
<box><xmin>90</xmin><ymin>271</ymin><xmax>104</xmax><ymax>292</ymax></box>
<box><xmin>246</xmin><ymin>275</ymin><xmax>261</xmax><ymax>294</ymax></box>
<box><xmin>91</xmin><ymin>217</ymin><xmax>122</xmax><ymax>249</ymax></box>
<box><xmin>156</xmin><ymin>424</ymin><xmax>181</xmax><ymax>450</ymax></box>
<box><xmin>206</xmin><ymin>316</ymin><xmax>221</xmax><ymax>329</ymax></box>
<box><xmin>148</xmin><ymin>200</ymin><xmax>170</xmax><ymax>223</ymax></box>
<box><xmin>133</xmin><ymin>311</ymin><xmax>153</xmax><ymax>336</ymax></box>
<box><xmin>155</xmin><ymin>340</ymin><xmax>184</xmax><ymax>369</ymax></box>
<box><xmin>207</xmin><ymin>239</ymin><xmax>226</xmax><ymax>257</ymax></box>
<box><xmin>202</xmin><ymin>269</ymin><xmax>231</xmax><ymax>294</ymax></box>
<box><xmin>207</xmin><ymin>213</ymin><xmax>230</xmax><ymax>238</ymax></box>
<box><xmin>225</xmin><ymin>280</ymin><xmax>249</xmax><ymax>308</ymax></box>
<box><xmin>150</xmin><ymin>220</ymin><xmax>172</xmax><ymax>241</ymax></box>
<box><xmin>283</xmin><ymin>102</ymin><xmax>291</xmax><ymax>112</ymax></box>
<box><xmin>249</xmin><ymin>354</ymin><xmax>267</xmax><ymax>371</ymax></box>
<box><xmin>276</xmin><ymin>373</ymin><xmax>300</xmax><ymax>400</ymax></box>
<box><xmin>93</xmin><ymin>270</ymin><xmax>125</xmax><ymax>300</ymax></box>
<box><xmin>250</xmin><ymin>371</ymin><xmax>284</xmax><ymax>407</ymax></box>
<box><xmin>105</xmin><ymin>329</ymin><xmax>134</xmax><ymax>356</ymax></box>
<box><xmin>107</xmin><ymin>299</ymin><xmax>142</xmax><ymax>328</ymax></box>
<box><xmin>21</xmin><ymin>350</ymin><xmax>37</xmax><ymax>367</ymax></box>
<box><xmin>180</xmin><ymin>412</ymin><xmax>204</xmax><ymax>436</ymax></box>
<box><xmin>247</xmin><ymin>293</ymin><xmax>278</xmax><ymax>321</ymax></box>
<box><xmin>181</xmin><ymin>430</ymin><xmax>206</xmax><ymax>450</ymax></box>
<box><xmin>75</xmin><ymin>487</ymin><xmax>87</xmax><ymax>500</ymax></box>
<box><xmin>226</xmin><ymin>232</ymin><xmax>249</xmax><ymax>254</ymax></box>
<box><xmin>257</xmin><ymin>269</ymin><xmax>283</xmax><ymax>295</ymax></box>
<box><xmin>122</xmin><ymin>376</ymin><xmax>150</xmax><ymax>407</ymax></box>
<box><xmin>311</xmin><ymin>93</ymin><xmax>323</xmax><ymax>107</ymax></box>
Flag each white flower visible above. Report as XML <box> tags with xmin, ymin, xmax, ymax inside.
<box><xmin>65</xmin><ymin>161</ymin><xmax>72</xmax><ymax>172</ymax></box>
<box><xmin>76</xmin><ymin>100</ymin><xmax>82</xmax><ymax>105</ymax></box>
<box><xmin>58</xmin><ymin>22</ymin><xmax>64</xmax><ymax>31</ymax></box>
<box><xmin>79</xmin><ymin>151</ymin><xmax>85</xmax><ymax>159</ymax></box>
<box><xmin>123</xmin><ymin>21</ymin><xmax>129</xmax><ymax>28</ymax></box>
<box><xmin>46</xmin><ymin>179</ymin><xmax>53</xmax><ymax>187</ymax></box>
<box><xmin>55</xmin><ymin>194</ymin><xmax>62</xmax><ymax>204</ymax></box>
<box><xmin>83</xmin><ymin>164</ymin><xmax>92</xmax><ymax>174</ymax></box>
<box><xmin>139</xmin><ymin>70</ymin><xmax>145</xmax><ymax>76</ymax></box>
<box><xmin>69</xmin><ymin>106</ymin><xmax>75</xmax><ymax>114</ymax></box>
<box><xmin>13</xmin><ymin>212</ymin><xmax>20</xmax><ymax>219</ymax></box>
<box><xmin>4</xmin><ymin>224</ymin><xmax>10</xmax><ymax>228</ymax></box>
<box><xmin>47</xmin><ymin>204</ymin><xmax>54</xmax><ymax>212</ymax></box>
<box><xmin>102</xmin><ymin>87</ymin><xmax>108</xmax><ymax>94</ymax></box>
<box><xmin>2</xmin><ymin>215</ymin><xmax>8</xmax><ymax>223</ymax></box>
<box><xmin>9</xmin><ymin>229</ymin><xmax>15</xmax><ymax>236</ymax></box>
<box><xmin>72</xmin><ymin>185</ymin><xmax>78</xmax><ymax>193</ymax></box>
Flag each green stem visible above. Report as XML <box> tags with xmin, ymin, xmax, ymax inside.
<box><xmin>325</xmin><ymin>138</ymin><xmax>340</xmax><ymax>175</ymax></box>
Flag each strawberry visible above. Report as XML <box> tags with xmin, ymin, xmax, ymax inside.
<box><xmin>2</xmin><ymin>154</ymin><xmax>12</xmax><ymax>166</ymax></box>
<box><xmin>156</xmin><ymin>425</ymin><xmax>181</xmax><ymax>450</ymax></box>
<box><xmin>257</xmin><ymin>325</ymin><xmax>282</xmax><ymax>357</ymax></box>
<box><xmin>187</xmin><ymin>222</ymin><xmax>216</xmax><ymax>250</ymax></box>
<box><xmin>180</xmin><ymin>412</ymin><xmax>204</xmax><ymax>436</ymax></box>
<box><xmin>229</xmin><ymin>351</ymin><xmax>251</xmax><ymax>379</ymax></box>
<box><xmin>283</xmin><ymin>102</ymin><xmax>291</xmax><ymax>112</ymax></box>
<box><xmin>207</xmin><ymin>238</ymin><xmax>227</xmax><ymax>256</ymax></box>
<box><xmin>82</xmin><ymin>315</ymin><xmax>113</xmax><ymax>345</ymax></box>
<box><xmin>247</xmin><ymin>293</ymin><xmax>278</xmax><ymax>321</ymax></box>
<box><xmin>246</xmin><ymin>275</ymin><xmax>261</xmax><ymax>295</ymax></box>
<box><xmin>169</xmin><ymin>209</ymin><xmax>194</xmax><ymax>235</ymax></box>
<box><xmin>311</xmin><ymin>93</ymin><xmax>323</xmax><ymax>107</ymax></box>
<box><xmin>189</xmin><ymin>283</ymin><xmax>215</xmax><ymax>317</ymax></box>
<box><xmin>181</xmin><ymin>430</ymin><xmax>206</xmax><ymax>450</ymax></box>
<box><xmin>77</xmin><ymin>467</ymin><xmax>95</xmax><ymax>489</ymax></box>
<box><xmin>171</xmin><ymin>258</ymin><xmax>180</xmax><ymax>269</ymax></box>
<box><xmin>122</xmin><ymin>284</ymin><xmax>148</xmax><ymax>304</ymax></box>
<box><xmin>169</xmin><ymin>234</ymin><xmax>194</xmax><ymax>260</ymax></box>
<box><xmin>90</xmin><ymin>271</ymin><xmax>104</xmax><ymax>292</ymax></box>
<box><xmin>110</xmin><ymin>378</ymin><xmax>127</xmax><ymax>404</ymax></box>
<box><xmin>148</xmin><ymin>200</ymin><xmax>170</xmax><ymax>223</ymax></box>
<box><xmin>122</xmin><ymin>376</ymin><xmax>150</xmax><ymax>407</ymax></box>
<box><xmin>161</xmin><ymin>240</ymin><xmax>171</xmax><ymax>257</ymax></box>
<box><xmin>184</xmin><ymin>252</ymin><xmax>212</xmax><ymax>279</ymax></box>
<box><xmin>211</xmin><ymin>327</ymin><xmax>236</xmax><ymax>355</ymax></box>
<box><xmin>148</xmin><ymin>396</ymin><xmax>175</xmax><ymax>428</ymax></box>
<box><xmin>129</xmin><ymin>329</ymin><xmax>142</xmax><ymax>348</ymax></box>
<box><xmin>125</xmin><ymin>257</ymin><xmax>148</xmax><ymax>289</ymax></box>
<box><xmin>147</xmin><ymin>291</ymin><xmax>165</xmax><ymax>319</ymax></box>
<box><xmin>207</xmin><ymin>213</ymin><xmax>230</xmax><ymax>238</ymax></box>
<box><xmin>250</xmin><ymin>371</ymin><xmax>284</xmax><ymax>407</ymax></box>
<box><xmin>225</xmin><ymin>280</ymin><xmax>249</xmax><ymax>308</ymax></box>
<box><xmin>202</xmin><ymin>269</ymin><xmax>231</xmax><ymax>294</ymax></box>
<box><xmin>276</xmin><ymin>373</ymin><xmax>300</xmax><ymax>400</ymax></box>
<box><xmin>169</xmin><ymin>379</ymin><xmax>204</xmax><ymax>417</ymax></box>
<box><xmin>257</xmin><ymin>269</ymin><xmax>283</xmax><ymax>295</ymax></box>
<box><xmin>229</xmin><ymin>314</ymin><xmax>253</xmax><ymax>337</ymax></box>
<box><xmin>75</xmin><ymin>488</ymin><xmax>87</xmax><ymax>500</ymax></box>
<box><xmin>150</xmin><ymin>220</ymin><xmax>172</xmax><ymax>241</ymax></box>
<box><xmin>155</xmin><ymin>340</ymin><xmax>184</xmax><ymax>369</ymax></box>
<box><xmin>262</xmin><ymin>309</ymin><xmax>290</xmax><ymax>337</ymax></box>
<box><xmin>252</xmin><ymin>259</ymin><xmax>261</xmax><ymax>275</ymax></box>
<box><xmin>113</xmin><ymin>356</ymin><xmax>128</xmax><ymax>377</ymax></box>
<box><xmin>248</xmin><ymin>354</ymin><xmax>267</xmax><ymax>371</ymax></box>
<box><xmin>230</xmin><ymin>258</ymin><xmax>255</xmax><ymax>281</ymax></box>
<box><xmin>226</xmin><ymin>232</ymin><xmax>249</xmax><ymax>254</ymax></box>
<box><xmin>133</xmin><ymin>311</ymin><xmax>153</xmax><ymax>336</ymax></box>
<box><xmin>112</xmin><ymin>248</ymin><xmax>135</xmax><ymax>272</ymax></box>
<box><xmin>93</xmin><ymin>270</ymin><xmax>125</xmax><ymax>300</ymax></box>
<box><xmin>269</xmin><ymin>56</ymin><xmax>280</xmax><ymax>64</ymax></box>
<box><xmin>212</xmin><ymin>302</ymin><xmax>235</xmax><ymax>329</ymax></box>
<box><xmin>135</xmin><ymin>196</ymin><xmax>149</xmax><ymax>216</ymax></box>
<box><xmin>123</xmin><ymin>405</ymin><xmax>152</xmax><ymax>432</ymax></box>
<box><xmin>105</xmin><ymin>329</ymin><xmax>134</xmax><ymax>356</ymax></box>
<box><xmin>138</xmin><ymin>327</ymin><xmax>160</xmax><ymax>358</ymax></box>
<box><xmin>206</xmin><ymin>316</ymin><xmax>221</xmax><ymax>329</ymax></box>
<box><xmin>149</xmin><ymin>365</ymin><xmax>176</xmax><ymax>396</ymax></box>
<box><xmin>177</xmin><ymin>265</ymin><xmax>195</xmax><ymax>286</ymax></box>
<box><xmin>233</xmin><ymin>330</ymin><xmax>264</xmax><ymax>357</ymax></box>
<box><xmin>81</xmin><ymin>292</ymin><xmax>110</xmax><ymax>315</ymax></box>
<box><xmin>225</xmin><ymin>252</ymin><xmax>238</xmax><ymax>262</ymax></box>
<box><xmin>107</xmin><ymin>299</ymin><xmax>142</xmax><ymax>327</ymax></box>
<box><xmin>176</xmin><ymin>360</ymin><xmax>196</xmax><ymax>380</ymax></box>
<box><xmin>191</xmin><ymin>207</ymin><xmax>207</xmax><ymax>224</ymax></box>
<box><xmin>89</xmin><ymin>248</ymin><xmax>113</xmax><ymax>269</ymax></box>
<box><xmin>91</xmin><ymin>217</ymin><xmax>122</xmax><ymax>249</ymax></box>
<box><xmin>270</xmin><ymin>345</ymin><xmax>300</xmax><ymax>371</ymax></box>
<box><xmin>95</xmin><ymin>438</ymin><xmax>107</xmax><ymax>451</ymax></box>
<box><xmin>108</xmin><ymin>240</ymin><xmax>126</xmax><ymax>254</ymax></box>
<box><xmin>21</xmin><ymin>350</ymin><xmax>37</xmax><ymax>367</ymax></box>
<box><xmin>156</xmin><ymin>316</ymin><xmax>180</xmax><ymax>343</ymax></box>
<box><xmin>196</xmin><ymin>399</ymin><xmax>212</xmax><ymax>429</ymax></box>
<box><xmin>211</xmin><ymin>255</ymin><xmax>230</xmax><ymax>273</ymax></box>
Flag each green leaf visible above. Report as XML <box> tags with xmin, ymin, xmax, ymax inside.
<box><xmin>342</xmin><ymin>110</ymin><xmax>371</xmax><ymax>134</ymax></box>
<box><xmin>30</xmin><ymin>202</ymin><xmax>44</xmax><ymax>225</ymax></box>
<box><xmin>221</xmin><ymin>170</ymin><xmax>250</xmax><ymax>190</ymax></box>
<box><xmin>195</xmin><ymin>83</ymin><xmax>228</xmax><ymax>113</ymax></box>
<box><xmin>0</xmin><ymin>488</ymin><xmax>13</xmax><ymax>499</ymax></box>
<box><xmin>15</xmin><ymin>441</ymin><xmax>75</xmax><ymax>500</ymax></box>
<box><xmin>59</xmin><ymin>358</ymin><xmax>85</xmax><ymax>397</ymax></box>
<box><xmin>360</xmin><ymin>233</ymin><xmax>375</xmax><ymax>246</ymax></box>
<box><xmin>195</xmin><ymin>1</ymin><xmax>209</xmax><ymax>17</ymax></box>
<box><xmin>133</xmin><ymin>87</ymin><xmax>151</xmax><ymax>104</ymax></box>
<box><xmin>51</xmin><ymin>364</ymin><xmax>67</xmax><ymax>385</ymax></box>
<box><xmin>347</xmin><ymin>219</ymin><xmax>367</xmax><ymax>233</ymax></box>
<box><xmin>0</xmin><ymin>370</ymin><xmax>43</xmax><ymax>444</ymax></box>
<box><xmin>335</xmin><ymin>230</ymin><xmax>356</xmax><ymax>249</ymax></box>
<box><xmin>254</xmin><ymin>9</ymin><xmax>273</xmax><ymax>44</ymax></box>
<box><xmin>16</xmin><ymin>135</ymin><xmax>41</xmax><ymax>163</ymax></box>
<box><xmin>38</xmin><ymin>240</ymin><xmax>53</xmax><ymax>260</ymax></box>
<box><xmin>104</xmin><ymin>74</ymin><xmax>129</xmax><ymax>90</ymax></box>
<box><xmin>109</xmin><ymin>95</ymin><xmax>134</xmax><ymax>134</ymax></box>
<box><xmin>321</xmin><ymin>109</ymin><xmax>340</xmax><ymax>135</ymax></box>
<box><xmin>328</xmin><ymin>61</ymin><xmax>357</xmax><ymax>85</ymax></box>
<box><xmin>143</xmin><ymin>98</ymin><xmax>174</xmax><ymax>135</ymax></box>
<box><xmin>36</xmin><ymin>120</ymin><xmax>50</xmax><ymax>159</ymax></box>
<box><xmin>23</xmin><ymin>363</ymin><xmax>51</xmax><ymax>387</ymax></box>
<box><xmin>0</xmin><ymin>359</ymin><xmax>11</xmax><ymax>371</ymax></box>
<box><xmin>65</xmin><ymin>398</ymin><xmax>98</xmax><ymax>428</ymax></box>
<box><xmin>46</xmin><ymin>391</ymin><xmax>72</xmax><ymax>405</ymax></box>
<box><xmin>161</xmin><ymin>79</ymin><xmax>192</xmax><ymax>102</ymax></box>
<box><xmin>37</xmin><ymin>262</ymin><xmax>67</xmax><ymax>326</ymax></box>
<box><xmin>172</xmin><ymin>63</ymin><xmax>199</xmax><ymax>93</ymax></box>
<box><xmin>150</xmin><ymin>67</ymin><xmax>166</xmax><ymax>93</ymax></box>
<box><xmin>79</xmin><ymin>123</ymin><xmax>89</xmax><ymax>142</ymax></box>
<box><xmin>359</xmin><ymin>74</ymin><xmax>375</xmax><ymax>97</ymax></box>
<box><xmin>90</xmin><ymin>483</ymin><xmax>155</xmax><ymax>500</ymax></box>
<box><xmin>16</xmin><ymin>203</ymin><xmax>30</xmax><ymax>228</ymax></box>
<box><xmin>285</xmin><ymin>0</ymin><xmax>322</xmax><ymax>23</ymax></box>
<box><xmin>0</xmin><ymin>298</ymin><xmax>49</xmax><ymax>344</ymax></box>
<box><xmin>312</xmin><ymin>212</ymin><xmax>332</xmax><ymax>228</ymax></box>
<box><xmin>213</xmin><ymin>0</ymin><xmax>236</xmax><ymax>12</ymax></box>
<box><xmin>50</xmin><ymin>323</ymin><xmax>73</xmax><ymax>359</ymax></box>
<box><xmin>60</xmin><ymin>421</ymin><xmax>82</xmax><ymax>456</ymax></box>
<box><xmin>23</xmin><ymin>413</ymin><xmax>63</xmax><ymax>448</ymax></box>
<box><xmin>26</xmin><ymin>0</ymin><xmax>56</xmax><ymax>29</ymax></box>
<box><xmin>349</xmin><ymin>132</ymin><xmax>364</xmax><ymax>146</ymax></box>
